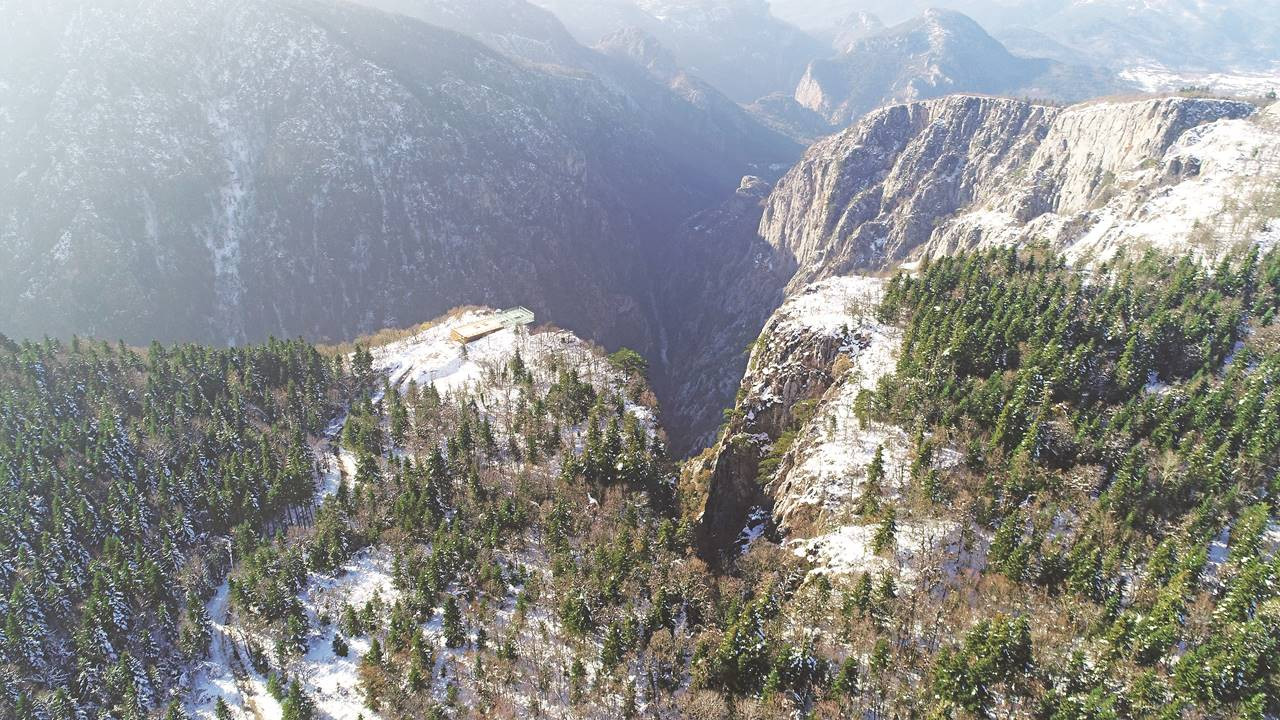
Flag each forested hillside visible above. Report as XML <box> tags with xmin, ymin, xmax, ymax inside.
<box><xmin>3</xmin><ymin>246</ymin><xmax>1279</xmax><ymax>719</ymax></box>
<box><xmin>858</xmin><ymin>248</ymin><xmax>1280</xmax><ymax>717</ymax></box>
<box><xmin>183</xmin><ymin>319</ymin><xmax>683</xmax><ymax>719</ymax></box>
<box><xmin>0</xmin><ymin>335</ymin><xmax>347</xmax><ymax>717</ymax></box>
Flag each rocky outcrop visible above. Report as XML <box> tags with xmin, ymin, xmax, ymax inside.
<box><xmin>761</xmin><ymin>94</ymin><xmax>1271</xmax><ymax>290</ymax></box>
<box><xmin>690</xmin><ymin>277</ymin><xmax>882</xmax><ymax>560</ymax></box>
<box><xmin>1011</xmin><ymin>97</ymin><xmax>1259</xmax><ymax>216</ymax></box>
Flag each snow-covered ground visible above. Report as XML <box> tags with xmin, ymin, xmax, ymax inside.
<box><xmin>187</xmin><ymin>582</ymin><xmax>268</xmax><ymax>720</ymax></box>
<box><xmin>371</xmin><ymin>310</ymin><xmax>518</xmax><ymax>395</ymax></box>
<box><xmin>773</xmin><ymin>275</ymin><xmax>887</xmax><ymax>337</ymax></box>
<box><xmin>1120</xmin><ymin>66</ymin><xmax>1280</xmax><ymax>98</ymax></box>
<box><xmin>775</xmin><ymin>381</ymin><xmax>910</xmax><ymax>523</ymax></box>
<box><xmin>186</xmin><ymin>548</ymin><xmax>400</xmax><ymax>720</ymax></box>
<box><xmin>372</xmin><ymin>310</ymin><xmax>654</xmax><ymax>431</ymax></box>
<box><xmin>758</xmin><ymin>276</ymin><xmax>906</xmax><ymax>529</ymax></box>
<box><xmin>298</xmin><ymin>550</ymin><xmax>400</xmax><ymax>720</ymax></box>
<box><xmin>789</xmin><ymin>518</ymin><xmax>979</xmax><ymax>585</ymax></box>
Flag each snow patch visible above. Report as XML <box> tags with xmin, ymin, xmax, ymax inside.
<box><xmin>298</xmin><ymin>550</ymin><xmax>400</xmax><ymax>720</ymax></box>
<box><xmin>789</xmin><ymin>518</ymin><xmax>980</xmax><ymax>585</ymax></box>
<box><xmin>773</xmin><ymin>275</ymin><xmax>888</xmax><ymax>338</ymax></box>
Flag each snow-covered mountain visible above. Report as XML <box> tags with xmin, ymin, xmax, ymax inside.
<box><xmin>771</xmin><ymin>0</ymin><xmax>1280</xmax><ymax>76</ymax></box>
<box><xmin>762</xmin><ymin>94</ymin><xmax>1279</xmax><ymax>289</ymax></box>
<box><xmin>793</xmin><ymin>9</ymin><xmax>1125</xmax><ymax>127</ymax></box>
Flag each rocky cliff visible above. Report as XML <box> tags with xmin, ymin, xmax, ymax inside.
<box><xmin>687</xmin><ymin>276</ymin><xmax>884</xmax><ymax>558</ymax></box>
<box><xmin>693</xmin><ymin>93</ymin><xmax>1280</xmax><ymax>558</ymax></box>
<box><xmin>761</xmin><ymin>94</ymin><xmax>1276</xmax><ymax>291</ymax></box>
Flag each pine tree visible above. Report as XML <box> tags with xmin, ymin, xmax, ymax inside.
<box><xmin>363</xmin><ymin>637</ymin><xmax>382</xmax><ymax>668</ymax></box>
<box><xmin>1115</xmin><ymin>332</ymin><xmax>1151</xmax><ymax>398</ymax></box>
<box><xmin>601</xmin><ymin>622</ymin><xmax>623</xmax><ymax>668</ymax></box>
<box><xmin>163</xmin><ymin>700</ymin><xmax>190</xmax><ymax>720</ymax></box>
<box><xmin>407</xmin><ymin>632</ymin><xmax>433</xmax><ymax>691</ymax></box>
<box><xmin>832</xmin><ymin>657</ymin><xmax>859</xmax><ymax>696</ymax></box>
<box><xmin>281</xmin><ymin>679</ymin><xmax>315</xmax><ymax>720</ymax></box>
<box><xmin>858</xmin><ymin>445</ymin><xmax>886</xmax><ymax>515</ymax></box>
<box><xmin>442</xmin><ymin>596</ymin><xmax>465</xmax><ymax>648</ymax></box>
<box><xmin>568</xmin><ymin>656</ymin><xmax>587</xmax><ymax>703</ymax></box>
<box><xmin>872</xmin><ymin>505</ymin><xmax>897</xmax><ymax>555</ymax></box>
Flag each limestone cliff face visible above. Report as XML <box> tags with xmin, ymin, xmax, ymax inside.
<box><xmin>762</xmin><ymin>96</ymin><xmax>1054</xmax><ymax>286</ymax></box>
<box><xmin>1006</xmin><ymin>97</ymin><xmax>1259</xmax><ymax>217</ymax></box>
<box><xmin>760</xmin><ymin>95</ymin><xmax>1270</xmax><ymax>292</ymax></box>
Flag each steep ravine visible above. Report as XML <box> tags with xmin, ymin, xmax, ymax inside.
<box><xmin>652</xmin><ymin>177</ymin><xmax>795</xmax><ymax>456</ymax></box>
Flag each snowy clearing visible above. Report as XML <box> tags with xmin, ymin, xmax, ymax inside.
<box><xmin>789</xmin><ymin>517</ymin><xmax>979</xmax><ymax>586</ymax></box>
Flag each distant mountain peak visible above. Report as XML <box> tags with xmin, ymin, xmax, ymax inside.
<box><xmin>794</xmin><ymin>8</ymin><xmax>1123</xmax><ymax>126</ymax></box>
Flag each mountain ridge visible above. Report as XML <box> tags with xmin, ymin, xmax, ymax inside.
<box><xmin>760</xmin><ymin>93</ymin><xmax>1273</xmax><ymax>291</ymax></box>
